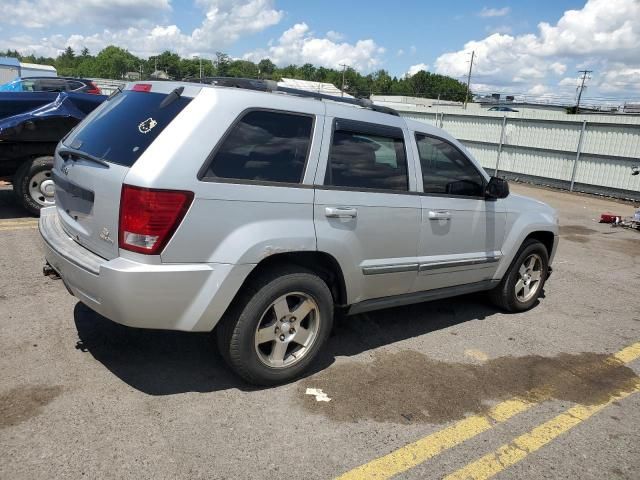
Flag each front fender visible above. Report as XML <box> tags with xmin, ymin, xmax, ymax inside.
<box><xmin>495</xmin><ymin>210</ymin><xmax>558</xmax><ymax>279</ymax></box>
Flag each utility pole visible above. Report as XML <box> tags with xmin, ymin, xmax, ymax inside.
<box><xmin>199</xmin><ymin>57</ymin><xmax>203</xmax><ymax>80</ymax></box>
<box><xmin>575</xmin><ymin>70</ymin><xmax>592</xmax><ymax>113</ymax></box>
<box><xmin>464</xmin><ymin>50</ymin><xmax>475</xmax><ymax>110</ymax></box>
<box><xmin>340</xmin><ymin>63</ymin><xmax>348</xmax><ymax>97</ymax></box>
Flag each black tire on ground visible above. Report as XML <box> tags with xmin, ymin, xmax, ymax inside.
<box><xmin>489</xmin><ymin>238</ymin><xmax>549</xmax><ymax>312</ymax></box>
<box><xmin>13</xmin><ymin>156</ymin><xmax>54</xmax><ymax>216</ymax></box>
<box><xmin>216</xmin><ymin>265</ymin><xmax>334</xmax><ymax>386</ymax></box>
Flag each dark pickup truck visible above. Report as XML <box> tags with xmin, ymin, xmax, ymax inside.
<box><xmin>0</xmin><ymin>91</ymin><xmax>106</xmax><ymax>214</ymax></box>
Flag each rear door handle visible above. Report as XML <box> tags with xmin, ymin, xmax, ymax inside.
<box><xmin>325</xmin><ymin>207</ymin><xmax>357</xmax><ymax>218</ymax></box>
<box><xmin>428</xmin><ymin>210</ymin><xmax>451</xmax><ymax>220</ymax></box>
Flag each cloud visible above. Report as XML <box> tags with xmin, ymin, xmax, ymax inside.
<box><xmin>397</xmin><ymin>49</ymin><xmax>405</xmax><ymax>56</ymax></box>
<box><xmin>406</xmin><ymin>63</ymin><xmax>429</xmax><ymax>77</ymax></box>
<box><xmin>243</xmin><ymin>23</ymin><xmax>385</xmax><ymax>71</ymax></box>
<box><xmin>326</xmin><ymin>30</ymin><xmax>345</xmax><ymax>42</ymax></box>
<box><xmin>0</xmin><ymin>0</ymin><xmax>171</xmax><ymax>29</ymax></box>
<box><xmin>0</xmin><ymin>0</ymin><xmax>283</xmax><ymax>58</ymax></box>
<box><xmin>479</xmin><ymin>7</ymin><xmax>511</xmax><ymax>18</ymax></box>
<box><xmin>436</xmin><ymin>0</ymin><xmax>640</xmax><ymax>97</ymax></box>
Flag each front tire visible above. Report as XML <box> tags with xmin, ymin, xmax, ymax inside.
<box><xmin>489</xmin><ymin>239</ymin><xmax>549</xmax><ymax>312</ymax></box>
<box><xmin>217</xmin><ymin>266</ymin><xmax>334</xmax><ymax>386</ymax></box>
<box><xmin>13</xmin><ymin>156</ymin><xmax>55</xmax><ymax>215</ymax></box>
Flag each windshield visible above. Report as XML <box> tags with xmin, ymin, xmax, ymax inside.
<box><xmin>62</xmin><ymin>89</ymin><xmax>192</xmax><ymax>167</ymax></box>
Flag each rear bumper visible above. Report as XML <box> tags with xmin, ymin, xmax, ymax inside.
<box><xmin>39</xmin><ymin>206</ymin><xmax>252</xmax><ymax>332</ymax></box>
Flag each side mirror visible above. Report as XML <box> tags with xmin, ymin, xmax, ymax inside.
<box><xmin>485</xmin><ymin>176</ymin><xmax>509</xmax><ymax>199</ymax></box>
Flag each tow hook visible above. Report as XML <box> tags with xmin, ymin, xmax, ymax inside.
<box><xmin>43</xmin><ymin>262</ymin><xmax>60</xmax><ymax>279</ymax></box>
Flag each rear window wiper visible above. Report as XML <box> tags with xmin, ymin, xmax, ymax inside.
<box><xmin>107</xmin><ymin>86</ymin><xmax>122</xmax><ymax>100</ymax></box>
<box><xmin>159</xmin><ymin>86</ymin><xmax>184</xmax><ymax>108</ymax></box>
<box><xmin>57</xmin><ymin>146</ymin><xmax>110</xmax><ymax>168</ymax></box>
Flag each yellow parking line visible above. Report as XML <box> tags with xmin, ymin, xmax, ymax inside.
<box><xmin>335</xmin><ymin>341</ymin><xmax>640</xmax><ymax>480</ymax></box>
<box><xmin>335</xmin><ymin>398</ymin><xmax>534</xmax><ymax>480</ymax></box>
<box><xmin>0</xmin><ymin>225</ymin><xmax>38</xmax><ymax>232</ymax></box>
<box><xmin>613</xmin><ymin>342</ymin><xmax>640</xmax><ymax>364</ymax></box>
<box><xmin>444</xmin><ymin>381</ymin><xmax>640</xmax><ymax>480</ymax></box>
<box><xmin>0</xmin><ymin>219</ymin><xmax>38</xmax><ymax>226</ymax></box>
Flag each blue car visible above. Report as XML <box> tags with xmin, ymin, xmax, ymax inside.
<box><xmin>0</xmin><ymin>91</ymin><xmax>106</xmax><ymax>214</ymax></box>
<box><xmin>0</xmin><ymin>76</ymin><xmax>102</xmax><ymax>94</ymax></box>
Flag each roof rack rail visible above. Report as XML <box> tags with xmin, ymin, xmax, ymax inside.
<box><xmin>185</xmin><ymin>76</ymin><xmax>399</xmax><ymax>117</ymax></box>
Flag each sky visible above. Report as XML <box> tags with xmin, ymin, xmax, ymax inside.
<box><xmin>1</xmin><ymin>0</ymin><xmax>639</xmax><ymax>102</ymax></box>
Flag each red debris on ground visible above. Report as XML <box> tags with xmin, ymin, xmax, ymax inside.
<box><xmin>600</xmin><ymin>212</ymin><xmax>622</xmax><ymax>223</ymax></box>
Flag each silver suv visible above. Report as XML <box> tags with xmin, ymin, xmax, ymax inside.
<box><xmin>40</xmin><ymin>79</ymin><xmax>559</xmax><ymax>385</ymax></box>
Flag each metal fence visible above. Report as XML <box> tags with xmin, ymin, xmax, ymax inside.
<box><xmin>401</xmin><ymin>110</ymin><xmax>640</xmax><ymax>201</ymax></box>
<box><xmin>90</xmin><ymin>78</ymin><xmax>126</xmax><ymax>95</ymax></box>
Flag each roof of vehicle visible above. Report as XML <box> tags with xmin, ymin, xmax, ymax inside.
<box><xmin>19</xmin><ymin>76</ymin><xmax>92</xmax><ymax>82</ymax></box>
<box><xmin>20</xmin><ymin>62</ymin><xmax>56</xmax><ymax>72</ymax></box>
<box><xmin>132</xmin><ymin>77</ymin><xmax>400</xmax><ymax>118</ymax></box>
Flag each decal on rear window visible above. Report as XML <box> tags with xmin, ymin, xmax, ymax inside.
<box><xmin>63</xmin><ymin>90</ymin><xmax>192</xmax><ymax>167</ymax></box>
<box><xmin>138</xmin><ymin>117</ymin><xmax>157</xmax><ymax>134</ymax></box>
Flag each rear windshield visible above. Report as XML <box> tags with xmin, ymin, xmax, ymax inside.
<box><xmin>63</xmin><ymin>90</ymin><xmax>192</xmax><ymax>167</ymax></box>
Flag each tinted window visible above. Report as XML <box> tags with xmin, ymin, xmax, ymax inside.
<box><xmin>67</xmin><ymin>80</ymin><xmax>85</xmax><ymax>91</ymax></box>
<box><xmin>416</xmin><ymin>134</ymin><xmax>484</xmax><ymax>197</ymax></box>
<box><xmin>204</xmin><ymin>110</ymin><xmax>313</xmax><ymax>184</ymax></box>
<box><xmin>63</xmin><ymin>90</ymin><xmax>192</xmax><ymax>167</ymax></box>
<box><xmin>36</xmin><ymin>79</ymin><xmax>66</xmax><ymax>92</ymax></box>
<box><xmin>325</xmin><ymin>128</ymin><xmax>408</xmax><ymax>191</ymax></box>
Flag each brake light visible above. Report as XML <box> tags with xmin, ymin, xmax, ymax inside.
<box><xmin>132</xmin><ymin>83</ymin><xmax>152</xmax><ymax>92</ymax></box>
<box><xmin>86</xmin><ymin>81</ymin><xmax>102</xmax><ymax>94</ymax></box>
<box><xmin>118</xmin><ymin>185</ymin><xmax>193</xmax><ymax>255</ymax></box>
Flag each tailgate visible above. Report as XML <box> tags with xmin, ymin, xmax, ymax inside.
<box><xmin>52</xmin><ymin>86</ymin><xmax>194</xmax><ymax>260</ymax></box>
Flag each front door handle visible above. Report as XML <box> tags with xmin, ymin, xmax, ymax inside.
<box><xmin>428</xmin><ymin>210</ymin><xmax>451</xmax><ymax>220</ymax></box>
<box><xmin>325</xmin><ymin>207</ymin><xmax>358</xmax><ymax>218</ymax></box>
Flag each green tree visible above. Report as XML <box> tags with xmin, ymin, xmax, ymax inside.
<box><xmin>93</xmin><ymin>46</ymin><xmax>138</xmax><ymax>79</ymax></box>
<box><xmin>215</xmin><ymin>52</ymin><xmax>231</xmax><ymax>77</ymax></box>
<box><xmin>258</xmin><ymin>58</ymin><xmax>276</xmax><ymax>77</ymax></box>
<box><xmin>228</xmin><ymin>60</ymin><xmax>259</xmax><ymax>78</ymax></box>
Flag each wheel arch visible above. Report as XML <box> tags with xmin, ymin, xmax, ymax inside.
<box><xmin>495</xmin><ymin>224</ymin><xmax>558</xmax><ymax>280</ymax></box>
<box><xmin>524</xmin><ymin>230</ymin><xmax>555</xmax><ymax>258</ymax></box>
<box><xmin>240</xmin><ymin>251</ymin><xmax>348</xmax><ymax>308</ymax></box>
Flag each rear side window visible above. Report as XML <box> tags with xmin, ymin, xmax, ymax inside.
<box><xmin>63</xmin><ymin>90</ymin><xmax>192</xmax><ymax>167</ymax></box>
<box><xmin>67</xmin><ymin>80</ymin><xmax>85</xmax><ymax>91</ymax></box>
<box><xmin>416</xmin><ymin>134</ymin><xmax>484</xmax><ymax>197</ymax></box>
<box><xmin>325</xmin><ymin>121</ymin><xmax>408</xmax><ymax>191</ymax></box>
<box><xmin>36</xmin><ymin>79</ymin><xmax>66</xmax><ymax>92</ymax></box>
<box><xmin>203</xmin><ymin>110</ymin><xmax>313</xmax><ymax>184</ymax></box>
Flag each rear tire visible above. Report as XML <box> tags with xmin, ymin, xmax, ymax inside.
<box><xmin>217</xmin><ymin>266</ymin><xmax>334</xmax><ymax>386</ymax></box>
<box><xmin>489</xmin><ymin>239</ymin><xmax>549</xmax><ymax>312</ymax></box>
<box><xmin>13</xmin><ymin>156</ymin><xmax>55</xmax><ymax>216</ymax></box>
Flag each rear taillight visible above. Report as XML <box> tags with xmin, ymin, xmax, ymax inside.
<box><xmin>86</xmin><ymin>81</ymin><xmax>102</xmax><ymax>94</ymax></box>
<box><xmin>118</xmin><ymin>185</ymin><xmax>193</xmax><ymax>255</ymax></box>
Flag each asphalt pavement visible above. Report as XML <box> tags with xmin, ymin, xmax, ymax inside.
<box><xmin>1</xmin><ymin>183</ymin><xmax>639</xmax><ymax>479</ymax></box>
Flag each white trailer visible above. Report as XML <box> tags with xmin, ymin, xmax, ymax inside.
<box><xmin>19</xmin><ymin>62</ymin><xmax>57</xmax><ymax>78</ymax></box>
<box><xmin>0</xmin><ymin>57</ymin><xmax>21</xmax><ymax>84</ymax></box>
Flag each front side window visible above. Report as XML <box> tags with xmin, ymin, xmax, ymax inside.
<box><xmin>204</xmin><ymin>110</ymin><xmax>313</xmax><ymax>184</ymax></box>
<box><xmin>325</xmin><ymin>126</ymin><xmax>408</xmax><ymax>191</ymax></box>
<box><xmin>416</xmin><ymin>134</ymin><xmax>484</xmax><ymax>197</ymax></box>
